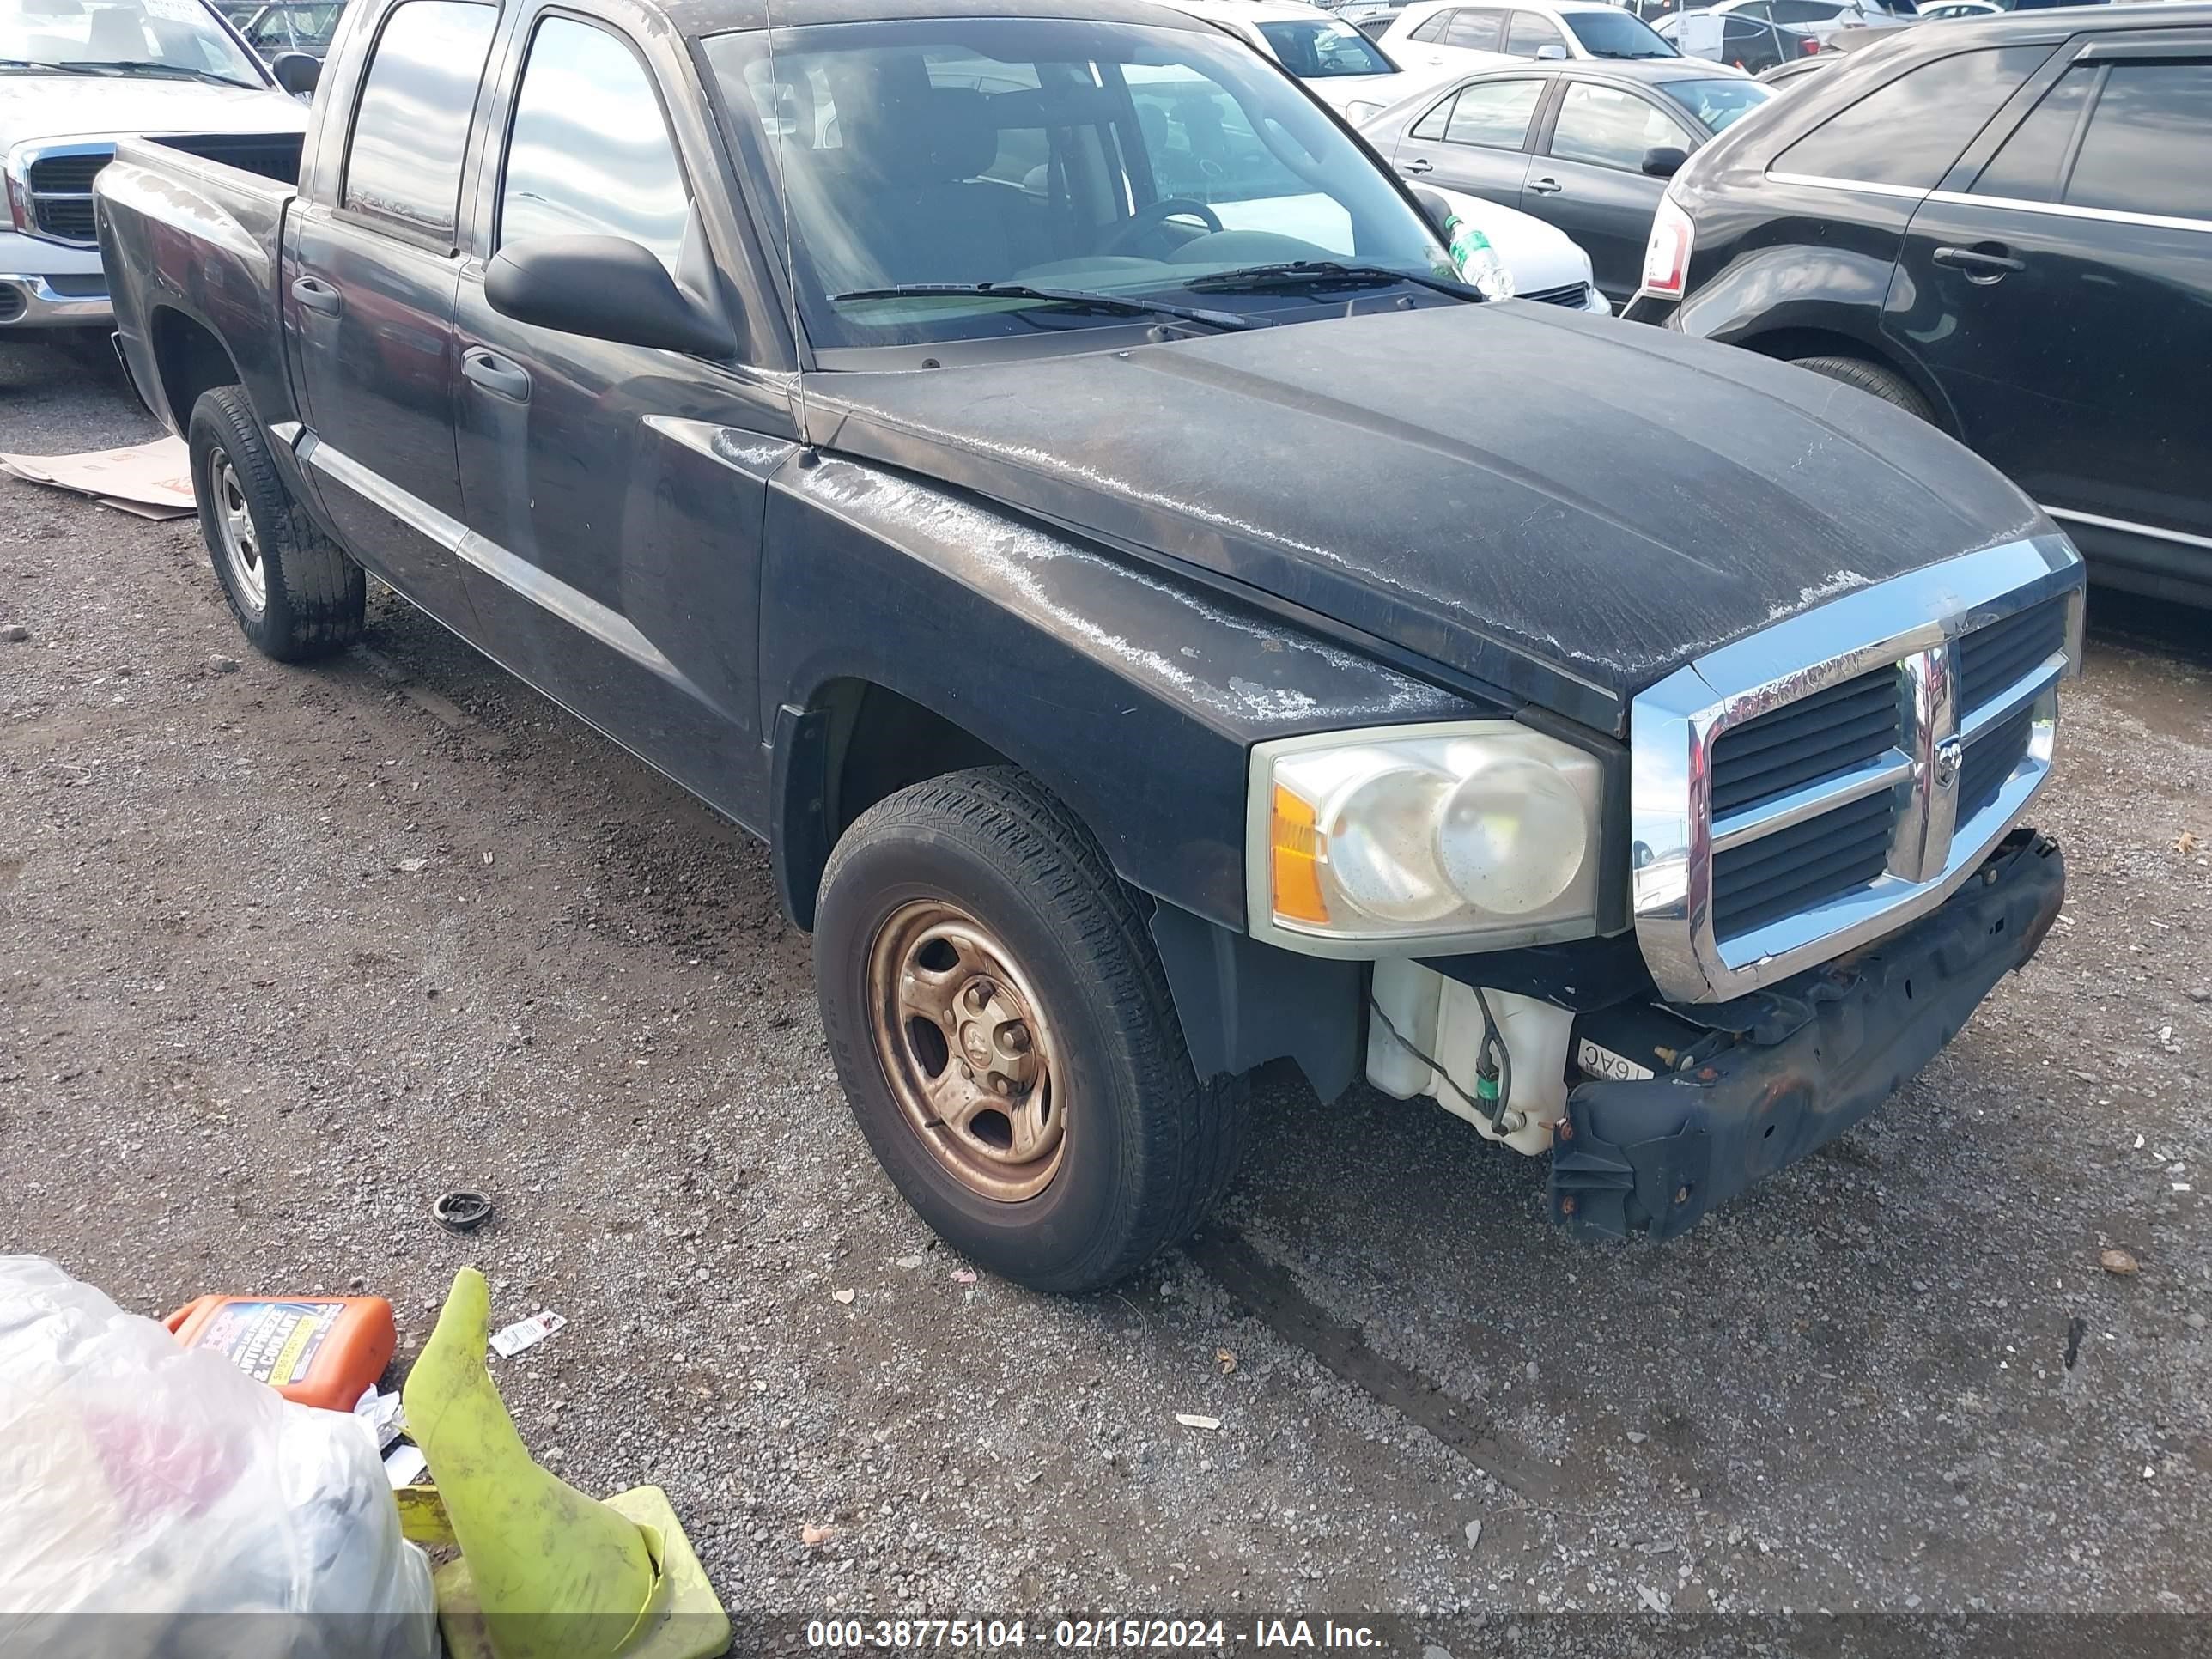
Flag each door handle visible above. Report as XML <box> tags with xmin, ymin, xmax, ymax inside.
<box><xmin>1934</xmin><ymin>243</ymin><xmax>2023</xmax><ymax>280</ymax></box>
<box><xmin>1401</xmin><ymin>156</ymin><xmax>1434</xmax><ymax>175</ymax></box>
<box><xmin>1528</xmin><ymin>176</ymin><xmax>1563</xmax><ymax>195</ymax></box>
<box><xmin>461</xmin><ymin>346</ymin><xmax>532</xmax><ymax>403</ymax></box>
<box><xmin>290</xmin><ymin>275</ymin><xmax>342</xmax><ymax>317</ymax></box>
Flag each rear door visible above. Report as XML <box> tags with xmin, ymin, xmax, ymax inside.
<box><xmin>285</xmin><ymin>0</ymin><xmax>498</xmax><ymax>632</ymax></box>
<box><xmin>1526</xmin><ymin>76</ymin><xmax>1697</xmax><ymax>298</ymax></box>
<box><xmin>449</xmin><ymin>0</ymin><xmax>794</xmax><ymax>826</ymax></box>
<box><xmin>1893</xmin><ymin>33</ymin><xmax>2212</xmax><ymax>584</ymax></box>
<box><xmin>1392</xmin><ymin>75</ymin><xmax>1545</xmax><ymax>204</ymax></box>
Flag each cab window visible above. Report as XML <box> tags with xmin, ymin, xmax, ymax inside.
<box><xmin>343</xmin><ymin>0</ymin><xmax>497</xmax><ymax>234</ymax></box>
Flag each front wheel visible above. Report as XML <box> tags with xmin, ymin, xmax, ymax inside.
<box><xmin>187</xmin><ymin>385</ymin><xmax>365</xmax><ymax>661</ymax></box>
<box><xmin>814</xmin><ymin>767</ymin><xmax>1243</xmax><ymax>1294</ymax></box>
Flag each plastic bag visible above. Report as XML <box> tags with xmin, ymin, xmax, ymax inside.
<box><xmin>0</xmin><ymin>1255</ymin><xmax>436</xmax><ymax>1659</ymax></box>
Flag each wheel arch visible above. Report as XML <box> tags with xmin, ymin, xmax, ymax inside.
<box><xmin>149</xmin><ymin>305</ymin><xmax>246</xmax><ymax>437</ymax></box>
<box><xmin>1729</xmin><ymin>323</ymin><xmax>1954</xmax><ymax>434</ymax></box>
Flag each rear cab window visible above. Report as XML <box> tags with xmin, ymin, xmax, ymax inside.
<box><xmin>342</xmin><ymin>0</ymin><xmax>498</xmax><ymax>236</ymax></box>
<box><xmin>1771</xmin><ymin>44</ymin><xmax>2054</xmax><ymax>191</ymax></box>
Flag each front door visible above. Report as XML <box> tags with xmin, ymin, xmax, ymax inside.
<box><xmin>1527</xmin><ymin>77</ymin><xmax>1691</xmax><ymax>301</ymax></box>
<box><xmin>1394</xmin><ymin>75</ymin><xmax>1543</xmax><ymax>207</ymax></box>
<box><xmin>286</xmin><ymin>0</ymin><xmax>498</xmax><ymax>633</ymax></box>
<box><xmin>451</xmin><ymin>6</ymin><xmax>788</xmax><ymax>826</ymax></box>
<box><xmin>1889</xmin><ymin>44</ymin><xmax>2212</xmax><ymax>576</ymax></box>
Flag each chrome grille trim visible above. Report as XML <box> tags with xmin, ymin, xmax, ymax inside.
<box><xmin>6</xmin><ymin>140</ymin><xmax>117</xmax><ymax>250</ymax></box>
<box><xmin>1630</xmin><ymin>536</ymin><xmax>2086</xmax><ymax>1004</ymax></box>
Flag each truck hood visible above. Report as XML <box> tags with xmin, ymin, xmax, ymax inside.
<box><xmin>0</xmin><ymin>76</ymin><xmax>307</xmax><ymax>149</ymax></box>
<box><xmin>809</xmin><ymin>302</ymin><xmax>2048</xmax><ymax>736</ymax></box>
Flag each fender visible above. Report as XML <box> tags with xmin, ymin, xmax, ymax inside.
<box><xmin>761</xmin><ymin>451</ymin><xmax>1484</xmax><ymax>929</ymax></box>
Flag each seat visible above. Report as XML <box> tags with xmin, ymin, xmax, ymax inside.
<box><xmin>86</xmin><ymin>4</ymin><xmax>149</xmax><ymax>57</ymax></box>
<box><xmin>836</xmin><ymin>82</ymin><xmax>1016</xmax><ymax>284</ymax></box>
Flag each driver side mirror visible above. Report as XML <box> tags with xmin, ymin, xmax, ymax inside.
<box><xmin>1411</xmin><ymin>186</ymin><xmax>1456</xmax><ymax>237</ymax></box>
<box><xmin>486</xmin><ymin>234</ymin><xmax>737</xmax><ymax>357</ymax></box>
<box><xmin>269</xmin><ymin>51</ymin><xmax>319</xmax><ymax>97</ymax></box>
<box><xmin>1534</xmin><ymin>43</ymin><xmax>1568</xmax><ymax>59</ymax></box>
<box><xmin>1641</xmin><ymin>145</ymin><xmax>1689</xmax><ymax>179</ymax></box>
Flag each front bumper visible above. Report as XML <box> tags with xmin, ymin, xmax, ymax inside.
<box><xmin>1551</xmin><ymin>827</ymin><xmax>2063</xmax><ymax>1241</ymax></box>
<box><xmin>0</xmin><ymin>272</ymin><xmax>112</xmax><ymax>329</ymax></box>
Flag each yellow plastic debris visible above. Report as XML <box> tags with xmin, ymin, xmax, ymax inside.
<box><xmin>404</xmin><ymin>1268</ymin><xmax>730</xmax><ymax>1659</ymax></box>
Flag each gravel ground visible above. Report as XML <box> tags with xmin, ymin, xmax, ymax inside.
<box><xmin>3</xmin><ymin>336</ymin><xmax>2208</xmax><ymax>1623</ymax></box>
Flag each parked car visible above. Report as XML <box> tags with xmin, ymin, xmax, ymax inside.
<box><xmin>1650</xmin><ymin>5</ymin><xmax>1819</xmax><ymax>72</ymax></box>
<box><xmin>1341</xmin><ymin>0</ymin><xmax>1408</xmax><ymax>38</ymax></box>
<box><xmin>1627</xmin><ymin>4</ymin><xmax>2212</xmax><ymax>604</ymax></box>
<box><xmin>1756</xmin><ymin>47</ymin><xmax>1843</xmax><ymax>82</ymax></box>
<box><xmin>1360</xmin><ymin>58</ymin><xmax>1766</xmax><ymax>298</ymax></box>
<box><xmin>1379</xmin><ymin>0</ymin><xmax>1685</xmax><ymax>78</ymax></box>
<box><xmin>0</xmin><ymin>0</ymin><xmax>309</xmax><ymax>334</ymax></box>
<box><xmin>1168</xmin><ymin>0</ymin><xmax>1426</xmax><ymax>118</ymax></box>
<box><xmin>1921</xmin><ymin>1</ymin><xmax>2003</xmax><ymax>15</ymax></box>
<box><xmin>101</xmin><ymin>0</ymin><xmax>2083</xmax><ymax>1291</ymax></box>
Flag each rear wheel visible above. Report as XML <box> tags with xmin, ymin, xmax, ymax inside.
<box><xmin>814</xmin><ymin>766</ymin><xmax>1244</xmax><ymax>1294</ymax></box>
<box><xmin>187</xmin><ymin>385</ymin><xmax>364</xmax><ymax>660</ymax></box>
<box><xmin>1789</xmin><ymin>354</ymin><xmax>1936</xmax><ymax>423</ymax></box>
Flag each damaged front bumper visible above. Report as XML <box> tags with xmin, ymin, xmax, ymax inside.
<box><xmin>1551</xmin><ymin>828</ymin><xmax>2064</xmax><ymax>1241</ymax></box>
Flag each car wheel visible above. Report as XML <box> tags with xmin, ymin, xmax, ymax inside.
<box><xmin>814</xmin><ymin>766</ymin><xmax>1244</xmax><ymax>1294</ymax></box>
<box><xmin>187</xmin><ymin>385</ymin><xmax>365</xmax><ymax>661</ymax></box>
<box><xmin>1789</xmin><ymin>355</ymin><xmax>1936</xmax><ymax>423</ymax></box>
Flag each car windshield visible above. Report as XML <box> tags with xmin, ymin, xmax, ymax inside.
<box><xmin>705</xmin><ymin>17</ymin><xmax>1455</xmax><ymax>350</ymax></box>
<box><xmin>1564</xmin><ymin>9</ymin><xmax>1680</xmax><ymax>56</ymax></box>
<box><xmin>1663</xmin><ymin>75</ymin><xmax>1770</xmax><ymax>129</ymax></box>
<box><xmin>1256</xmin><ymin>17</ymin><xmax>1395</xmax><ymax>76</ymax></box>
<box><xmin>0</xmin><ymin>0</ymin><xmax>261</xmax><ymax>83</ymax></box>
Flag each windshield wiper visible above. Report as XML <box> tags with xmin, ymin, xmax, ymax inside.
<box><xmin>58</xmin><ymin>59</ymin><xmax>258</xmax><ymax>88</ymax></box>
<box><xmin>0</xmin><ymin>58</ymin><xmax>107</xmax><ymax>72</ymax></box>
<box><xmin>829</xmin><ymin>282</ymin><xmax>1259</xmax><ymax>332</ymax></box>
<box><xmin>1181</xmin><ymin>261</ymin><xmax>1483</xmax><ymax>302</ymax></box>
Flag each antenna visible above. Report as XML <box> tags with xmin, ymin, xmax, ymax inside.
<box><xmin>763</xmin><ymin>0</ymin><xmax>811</xmax><ymax>448</ymax></box>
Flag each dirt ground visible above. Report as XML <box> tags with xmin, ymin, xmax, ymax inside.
<box><xmin>3</xmin><ymin>336</ymin><xmax>2208</xmax><ymax>1625</ymax></box>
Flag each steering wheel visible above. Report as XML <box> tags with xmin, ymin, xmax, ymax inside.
<box><xmin>1103</xmin><ymin>198</ymin><xmax>1224</xmax><ymax>259</ymax></box>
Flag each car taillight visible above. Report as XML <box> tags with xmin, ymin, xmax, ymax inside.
<box><xmin>1642</xmin><ymin>193</ymin><xmax>1694</xmax><ymax>299</ymax></box>
<box><xmin>1801</xmin><ymin>35</ymin><xmax>1822</xmax><ymax>52</ymax></box>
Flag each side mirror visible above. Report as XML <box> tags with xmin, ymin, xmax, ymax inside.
<box><xmin>269</xmin><ymin>51</ymin><xmax>319</xmax><ymax>96</ymax></box>
<box><xmin>1641</xmin><ymin>144</ymin><xmax>1690</xmax><ymax>179</ymax></box>
<box><xmin>1535</xmin><ymin>43</ymin><xmax>1568</xmax><ymax>58</ymax></box>
<box><xmin>486</xmin><ymin>234</ymin><xmax>736</xmax><ymax>356</ymax></box>
<box><xmin>1411</xmin><ymin>185</ymin><xmax>1455</xmax><ymax>236</ymax></box>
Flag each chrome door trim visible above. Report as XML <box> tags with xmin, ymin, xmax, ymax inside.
<box><xmin>2042</xmin><ymin>505</ymin><xmax>2212</xmax><ymax>552</ymax></box>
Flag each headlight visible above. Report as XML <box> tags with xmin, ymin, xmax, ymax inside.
<box><xmin>1247</xmin><ymin>722</ymin><xmax>1604</xmax><ymax>956</ymax></box>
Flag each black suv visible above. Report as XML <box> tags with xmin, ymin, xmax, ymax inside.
<box><xmin>1626</xmin><ymin>6</ymin><xmax>2212</xmax><ymax>605</ymax></box>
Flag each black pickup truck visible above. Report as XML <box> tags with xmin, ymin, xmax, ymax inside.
<box><xmin>97</xmin><ymin>0</ymin><xmax>2082</xmax><ymax>1293</ymax></box>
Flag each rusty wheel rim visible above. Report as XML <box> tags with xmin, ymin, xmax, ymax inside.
<box><xmin>866</xmin><ymin>898</ymin><xmax>1066</xmax><ymax>1202</ymax></box>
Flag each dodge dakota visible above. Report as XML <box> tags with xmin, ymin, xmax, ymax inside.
<box><xmin>96</xmin><ymin>0</ymin><xmax>2082</xmax><ymax>1292</ymax></box>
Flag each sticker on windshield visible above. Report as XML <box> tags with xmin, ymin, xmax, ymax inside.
<box><xmin>145</xmin><ymin>0</ymin><xmax>208</xmax><ymax>21</ymax></box>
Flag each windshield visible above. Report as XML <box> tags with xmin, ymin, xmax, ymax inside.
<box><xmin>705</xmin><ymin>17</ymin><xmax>1453</xmax><ymax>350</ymax></box>
<box><xmin>1256</xmin><ymin>17</ymin><xmax>1395</xmax><ymax>77</ymax></box>
<box><xmin>1563</xmin><ymin>9</ymin><xmax>1680</xmax><ymax>57</ymax></box>
<box><xmin>1663</xmin><ymin>75</ymin><xmax>1770</xmax><ymax>130</ymax></box>
<box><xmin>0</xmin><ymin>0</ymin><xmax>262</xmax><ymax>83</ymax></box>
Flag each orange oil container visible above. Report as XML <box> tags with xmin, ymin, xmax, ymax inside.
<box><xmin>165</xmin><ymin>1293</ymin><xmax>397</xmax><ymax>1411</ymax></box>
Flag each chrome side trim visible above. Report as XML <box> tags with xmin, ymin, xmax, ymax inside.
<box><xmin>303</xmin><ymin>436</ymin><xmax>692</xmax><ymax>690</ymax></box>
<box><xmin>0</xmin><ymin>273</ymin><xmax>111</xmax><ymax>328</ymax></box>
<box><xmin>1631</xmin><ymin>536</ymin><xmax>2086</xmax><ymax>1004</ymax></box>
<box><xmin>1764</xmin><ymin>170</ymin><xmax>1933</xmax><ymax>204</ymax></box>
<box><xmin>2043</xmin><ymin>505</ymin><xmax>2212</xmax><ymax>553</ymax></box>
<box><xmin>1924</xmin><ymin>189</ymin><xmax>2212</xmax><ymax>238</ymax></box>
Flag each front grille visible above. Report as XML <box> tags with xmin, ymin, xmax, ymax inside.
<box><xmin>1521</xmin><ymin>282</ymin><xmax>1590</xmax><ymax>308</ymax></box>
<box><xmin>1711</xmin><ymin>790</ymin><xmax>1893</xmax><ymax>940</ymax></box>
<box><xmin>1959</xmin><ymin>598</ymin><xmax>2067</xmax><ymax>708</ymax></box>
<box><xmin>25</xmin><ymin>148</ymin><xmax>113</xmax><ymax>246</ymax></box>
<box><xmin>1710</xmin><ymin>667</ymin><xmax>1902</xmax><ymax>817</ymax></box>
<box><xmin>1959</xmin><ymin>702</ymin><xmax>2033</xmax><ymax>823</ymax></box>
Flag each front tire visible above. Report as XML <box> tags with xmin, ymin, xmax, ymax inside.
<box><xmin>815</xmin><ymin>767</ymin><xmax>1243</xmax><ymax>1294</ymax></box>
<box><xmin>1788</xmin><ymin>354</ymin><xmax>1936</xmax><ymax>423</ymax></box>
<box><xmin>187</xmin><ymin>385</ymin><xmax>365</xmax><ymax>661</ymax></box>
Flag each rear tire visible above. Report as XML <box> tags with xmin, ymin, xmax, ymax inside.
<box><xmin>187</xmin><ymin>385</ymin><xmax>364</xmax><ymax>661</ymax></box>
<box><xmin>814</xmin><ymin>766</ymin><xmax>1244</xmax><ymax>1295</ymax></box>
<box><xmin>1789</xmin><ymin>354</ymin><xmax>1936</xmax><ymax>422</ymax></box>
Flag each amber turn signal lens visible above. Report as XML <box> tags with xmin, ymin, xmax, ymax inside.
<box><xmin>1269</xmin><ymin>784</ymin><xmax>1329</xmax><ymax>925</ymax></box>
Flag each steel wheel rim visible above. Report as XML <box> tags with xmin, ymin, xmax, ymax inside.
<box><xmin>866</xmin><ymin>898</ymin><xmax>1067</xmax><ymax>1202</ymax></box>
<box><xmin>208</xmin><ymin>448</ymin><xmax>266</xmax><ymax>614</ymax></box>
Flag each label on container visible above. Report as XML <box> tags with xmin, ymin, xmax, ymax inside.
<box><xmin>192</xmin><ymin>1300</ymin><xmax>343</xmax><ymax>1388</ymax></box>
<box><xmin>1576</xmin><ymin>1038</ymin><xmax>1656</xmax><ymax>1084</ymax></box>
<box><xmin>489</xmin><ymin>1310</ymin><xmax>566</xmax><ymax>1358</ymax></box>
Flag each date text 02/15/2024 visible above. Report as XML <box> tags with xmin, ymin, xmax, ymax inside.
<box><xmin>804</xmin><ymin>1620</ymin><xmax>1385</xmax><ymax>1650</ymax></box>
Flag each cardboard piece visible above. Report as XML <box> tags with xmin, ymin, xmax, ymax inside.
<box><xmin>0</xmin><ymin>435</ymin><xmax>197</xmax><ymax>520</ymax></box>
